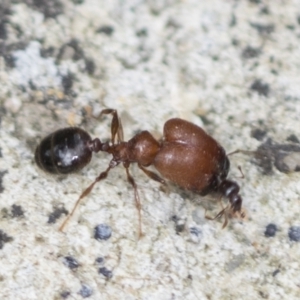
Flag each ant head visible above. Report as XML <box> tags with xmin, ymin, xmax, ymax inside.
<box><xmin>218</xmin><ymin>179</ymin><xmax>242</xmax><ymax>213</ymax></box>
<box><xmin>229</xmin><ymin>194</ymin><xmax>242</xmax><ymax>212</ymax></box>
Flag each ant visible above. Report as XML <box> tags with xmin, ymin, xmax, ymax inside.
<box><xmin>35</xmin><ymin>108</ymin><xmax>245</xmax><ymax>237</ymax></box>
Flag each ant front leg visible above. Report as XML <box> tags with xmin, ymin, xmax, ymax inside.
<box><xmin>205</xmin><ymin>195</ymin><xmax>229</xmax><ymax>228</ymax></box>
<box><xmin>205</xmin><ymin>208</ymin><xmax>229</xmax><ymax>229</ymax></box>
<box><xmin>99</xmin><ymin>109</ymin><xmax>124</xmax><ymax>145</ymax></box>
<box><xmin>59</xmin><ymin>164</ymin><xmax>114</xmax><ymax>232</ymax></box>
<box><xmin>123</xmin><ymin>162</ymin><xmax>143</xmax><ymax>239</ymax></box>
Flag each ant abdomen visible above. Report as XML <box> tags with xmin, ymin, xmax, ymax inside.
<box><xmin>153</xmin><ymin>118</ymin><xmax>230</xmax><ymax>194</ymax></box>
<box><xmin>35</xmin><ymin>127</ymin><xmax>93</xmax><ymax>174</ymax></box>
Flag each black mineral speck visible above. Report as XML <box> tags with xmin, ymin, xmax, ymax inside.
<box><xmin>99</xmin><ymin>267</ymin><xmax>113</xmax><ymax>279</ymax></box>
<box><xmin>229</xmin><ymin>14</ymin><xmax>236</xmax><ymax>27</ymax></box>
<box><xmin>48</xmin><ymin>207</ymin><xmax>68</xmax><ymax>224</ymax></box>
<box><xmin>288</xmin><ymin>226</ymin><xmax>300</xmax><ymax>242</ymax></box>
<box><xmin>255</xmin><ymin>138</ymin><xmax>300</xmax><ymax>174</ymax></box>
<box><xmin>260</xmin><ymin>6</ymin><xmax>270</xmax><ymax>15</ymax></box>
<box><xmin>0</xmin><ymin>229</ymin><xmax>13</xmax><ymax>249</ymax></box>
<box><xmin>286</xmin><ymin>134</ymin><xmax>299</xmax><ymax>144</ymax></box>
<box><xmin>0</xmin><ymin>2</ymin><xmax>12</xmax><ymax>40</ymax></box>
<box><xmin>136</xmin><ymin>28</ymin><xmax>148</xmax><ymax>37</ymax></box>
<box><xmin>189</xmin><ymin>226</ymin><xmax>202</xmax><ymax>243</ymax></box>
<box><xmin>94</xmin><ymin>224</ymin><xmax>112</xmax><ymax>241</ymax></box>
<box><xmin>242</xmin><ymin>46</ymin><xmax>260</xmax><ymax>59</ymax></box>
<box><xmin>40</xmin><ymin>46</ymin><xmax>55</xmax><ymax>58</ymax></box>
<box><xmin>0</xmin><ymin>41</ymin><xmax>28</xmax><ymax>68</ymax></box>
<box><xmin>274</xmin><ymin>152</ymin><xmax>291</xmax><ymax>173</ymax></box>
<box><xmin>97</xmin><ymin>25</ymin><xmax>114</xmax><ymax>36</ymax></box>
<box><xmin>95</xmin><ymin>257</ymin><xmax>104</xmax><ymax>264</ymax></box>
<box><xmin>0</xmin><ymin>170</ymin><xmax>7</xmax><ymax>193</ymax></box>
<box><xmin>63</xmin><ymin>256</ymin><xmax>79</xmax><ymax>269</ymax></box>
<box><xmin>60</xmin><ymin>291</ymin><xmax>71</xmax><ymax>299</ymax></box>
<box><xmin>190</xmin><ymin>227</ymin><xmax>201</xmax><ymax>237</ymax></box>
<box><xmin>84</xmin><ymin>58</ymin><xmax>95</xmax><ymax>75</ymax></box>
<box><xmin>1</xmin><ymin>208</ymin><xmax>9</xmax><ymax>219</ymax></box>
<box><xmin>250</xmin><ymin>79</ymin><xmax>270</xmax><ymax>96</ymax></box>
<box><xmin>78</xmin><ymin>285</ymin><xmax>93</xmax><ymax>298</ymax></box>
<box><xmin>286</xmin><ymin>24</ymin><xmax>295</xmax><ymax>31</ymax></box>
<box><xmin>231</xmin><ymin>38</ymin><xmax>239</xmax><ymax>46</ymax></box>
<box><xmin>264</xmin><ymin>223</ymin><xmax>277</xmax><ymax>237</ymax></box>
<box><xmin>171</xmin><ymin>215</ymin><xmax>185</xmax><ymax>234</ymax></box>
<box><xmin>3</xmin><ymin>52</ymin><xmax>15</xmax><ymax>68</ymax></box>
<box><xmin>272</xmin><ymin>269</ymin><xmax>280</xmax><ymax>277</ymax></box>
<box><xmin>11</xmin><ymin>204</ymin><xmax>24</xmax><ymax>218</ymax></box>
<box><xmin>0</xmin><ymin>18</ymin><xmax>7</xmax><ymax>40</ymax></box>
<box><xmin>175</xmin><ymin>223</ymin><xmax>185</xmax><ymax>233</ymax></box>
<box><xmin>250</xmin><ymin>22</ymin><xmax>275</xmax><ymax>35</ymax></box>
<box><xmin>61</xmin><ymin>72</ymin><xmax>75</xmax><ymax>95</ymax></box>
<box><xmin>57</xmin><ymin>39</ymin><xmax>84</xmax><ymax>62</ymax></box>
<box><xmin>0</xmin><ymin>148</ymin><xmax>2</xmax><ymax>157</ymax></box>
<box><xmin>274</xmin><ymin>145</ymin><xmax>300</xmax><ymax>173</ymax></box>
<box><xmin>251</xmin><ymin>128</ymin><xmax>267</xmax><ymax>141</ymax></box>
<box><xmin>31</xmin><ymin>0</ymin><xmax>64</xmax><ymax>19</ymax></box>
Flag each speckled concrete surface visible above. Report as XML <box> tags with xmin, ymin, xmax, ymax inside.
<box><xmin>1</xmin><ymin>0</ymin><xmax>300</xmax><ymax>299</ymax></box>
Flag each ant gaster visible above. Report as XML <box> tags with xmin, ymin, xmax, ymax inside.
<box><xmin>35</xmin><ymin>109</ymin><xmax>244</xmax><ymax>237</ymax></box>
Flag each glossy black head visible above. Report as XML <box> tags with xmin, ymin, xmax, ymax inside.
<box><xmin>35</xmin><ymin>127</ymin><xmax>93</xmax><ymax>174</ymax></box>
<box><xmin>218</xmin><ymin>179</ymin><xmax>242</xmax><ymax>212</ymax></box>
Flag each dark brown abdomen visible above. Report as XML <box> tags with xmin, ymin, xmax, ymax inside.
<box><xmin>154</xmin><ymin>118</ymin><xmax>229</xmax><ymax>194</ymax></box>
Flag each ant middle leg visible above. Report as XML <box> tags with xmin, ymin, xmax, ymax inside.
<box><xmin>138</xmin><ymin>164</ymin><xmax>166</xmax><ymax>185</ymax></box>
<box><xmin>59</xmin><ymin>165</ymin><xmax>113</xmax><ymax>232</ymax></box>
<box><xmin>98</xmin><ymin>108</ymin><xmax>124</xmax><ymax>144</ymax></box>
<box><xmin>124</xmin><ymin>163</ymin><xmax>143</xmax><ymax>239</ymax></box>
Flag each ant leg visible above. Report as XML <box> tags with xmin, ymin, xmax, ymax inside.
<box><xmin>205</xmin><ymin>195</ymin><xmax>229</xmax><ymax>228</ymax></box>
<box><xmin>98</xmin><ymin>109</ymin><xmax>124</xmax><ymax>144</ymax></box>
<box><xmin>138</xmin><ymin>164</ymin><xmax>166</xmax><ymax>185</ymax></box>
<box><xmin>227</xmin><ymin>149</ymin><xmax>254</xmax><ymax>156</ymax></box>
<box><xmin>205</xmin><ymin>207</ymin><xmax>228</xmax><ymax>228</ymax></box>
<box><xmin>237</xmin><ymin>166</ymin><xmax>245</xmax><ymax>179</ymax></box>
<box><xmin>124</xmin><ymin>163</ymin><xmax>143</xmax><ymax>239</ymax></box>
<box><xmin>59</xmin><ymin>165</ymin><xmax>113</xmax><ymax>232</ymax></box>
<box><xmin>221</xmin><ymin>210</ymin><xmax>229</xmax><ymax>229</ymax></box>
<box><xmin>227</xmin><ymin>151</ymin><xmax>247</xmax><ymax>179</ymax></box>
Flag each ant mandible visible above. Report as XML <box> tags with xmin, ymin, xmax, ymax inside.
<box><xmin>35</xmin><ymin>108</ymin><xmax>244</xmax><ymax>237</ymax></box>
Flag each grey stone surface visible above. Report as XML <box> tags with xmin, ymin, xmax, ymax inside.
<box><xmin>1</xmin><ymin>1</ymin><xmax>300</xmax><ymax>299</ymax></box>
